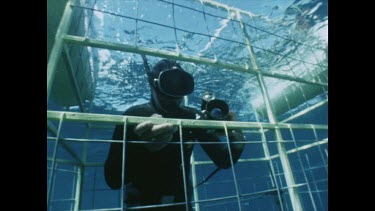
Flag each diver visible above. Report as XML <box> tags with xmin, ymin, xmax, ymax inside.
<box><xmin>104</xmin><ymin>58</ymin><xmax>246</xmax><ymax>210</ymax></box>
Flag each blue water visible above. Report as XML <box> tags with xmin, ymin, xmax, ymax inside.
<box><xmin>47</xmin><ymin>0</ymin><xmax>328</xmax><ymax>210</ymax></box>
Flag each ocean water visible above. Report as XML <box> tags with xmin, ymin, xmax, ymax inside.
<box><xmin>47</xmin><ymin>0</ymin><xmax>328</xmax><ymax>210</ymax></box>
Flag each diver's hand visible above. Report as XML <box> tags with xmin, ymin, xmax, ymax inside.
<box><xmin>133</xmin><ymin>114</ymin><xmax>178</xmax><ymax>152</ymax></box>
<box><xmin>228</xmin><ymin>111</ymin><xmax>237</xmax><ymax>121</ymax></box>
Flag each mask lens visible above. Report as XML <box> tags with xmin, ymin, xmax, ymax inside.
<box><xmin>209</xmin><ymin>108</ymin><xmax>224</xmax><ymax>119</ymax></box>
<box><xmin>206</xmin><ymin>99</ymin><xmax>229</xmax><ymax>120</ymax></box>
<box><xmin>158</xmin><ymin>69</ymin><xmax>194</xmax><ymax>97</ymax></box>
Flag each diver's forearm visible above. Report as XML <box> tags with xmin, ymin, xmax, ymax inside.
<box><xmin>104</xmin><ymin>157</ymin><xmax>123</xmax><ymax>189</ymax></box>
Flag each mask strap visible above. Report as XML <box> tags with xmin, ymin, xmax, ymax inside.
<box><xmin>141</xmin><ymin>54</ymin><xmax>154</xmax><ymax>87</ymax></box>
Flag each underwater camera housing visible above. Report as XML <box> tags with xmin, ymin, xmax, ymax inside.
<box><xmin>201</xmin><ymin>92</ymin><xmax>230</xmax><ymax>120</ymax></box>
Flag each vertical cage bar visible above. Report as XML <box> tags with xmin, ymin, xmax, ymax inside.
<box><xmin>75</xmin><ymin>109</ymin><xmax>92</xmax><ymax>210</ymax></box>
<box><xmin>278</xmin><ymin>55</ymin><xmax>309</xmax><ymax>111</ymax></box>
<box><xmin>325</xmin><ymin>149</ymin><xmax>328</xmax><ymax>159</ymax></box>
<box><xmin>223</xmin><ymin>123</ymin><xmax>242</xmax><ymax>211</ymax></box>
<box><xmin>288</xmin><ymin>126</ymin><xmax>317</xmax><ymax>211</ymax></box>
<box><xmin>311</xmin><ymin>126</ymin><xmax>328</xmax><ymax>174</ymax></box>
<box><xmin>47</xmin><ymin>113</ymin><xmax>65</xmax><ymax>209</ymax></box>
<box><xmin>300</xmin><ymin>36</ymin><xmax>328</xmax><ymax>89</ymax></box>
<box><xmin>48</xmin><ymin>120</ymin><xmax>85</xmax><ymax>165</ymax></box>
<box><xmin>71</xmin><ymin>166</ymin><xmax>77</xmax><ymax>206</ymax></box>
<box><xmin>47</xmin><ymin>0</ymin><xmax>74</xmax><ymax>100</ymax></box>
<box><xmin>236</xmin><ymin>10</ymin><xmax>303</xmax><ymax>211</ymax></box>
<box><xmin>74</xmin><ymin>166</ymin><xmax>83</xmax><ymax>211</ymax></box>
<box><xmin>172</xmin><ymin>0</ymin><xmax>180</xmax><ymax>55</ymax></box>
<box><xmin>256</xmin><ymin>121</ymin><xmax>285</xmax><ymax>211</ymax></box>
<box><xmin>190</xmin><ymin>152</ymin><xmax>200</xmax><ymax>211</ymax></box>
<box><xmin>84</xmin><ymin>0</ymin><xmax>97</xmax><ymax>38</ymax></box>
<box><xmin>199</xmin><ymin>1</ymin><xmax>218</xmax><ymax>61</ymax></box>
<box><xmin>178</xmin><ymin>120</ymin><xmax>190</xmax><ymax>211</ymax></box>
<box><xmin>273</xmin><ymin>128</ymin><xmax>303</xmax><ymax>211</ymax></box>
<box><xmin>121</xmin><ymin>117</ymin><xmax>128</xmax><ymax>210</ymax></box>
<box><xmin>135</xmin><ymin>0</ymin><xmax>139</xmax><ymax>47</ymax></box>
<box><xmin>49</xmin><ymin>165</ymin><xmax>57</xmax><ymax>207</ymax></box>
<box><xmin>305</xmin><ymin>154</ymin><xmax>325</xmax><ymax>210</ymax></box>
<box><xmin>92</xmin><ymin>167</ymin><xmax>98</xmax><ymax>208</ymax></box>
<box><xmin>62</xmin><ymin>45</ymin><xmax>86</xmax><ymax>112</ymax></box>
<box><xmin>185</xmin><ymin>96</ymin><xmax>200</xmax><ymax>211</ymax></box>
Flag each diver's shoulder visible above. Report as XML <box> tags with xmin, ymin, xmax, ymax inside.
<box><xmin>180</xmin><ymin>105</ymin><xmax>204</xmax><ymax>118</ymax></box>
<box><xmin>123</xmin><ymin>103</ymin><xmax>153</xmax><ymax>116</ymax></box>
<box><xmin>180</xmin><ymin>105</ymin><xmax>198</xmax><ymax>113</ymax></box>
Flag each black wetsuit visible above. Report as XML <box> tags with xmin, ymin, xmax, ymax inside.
<box><xmin>104</xmin><ymin>102</ymin><xmax>244</xmax><ymax>210</ymax></box>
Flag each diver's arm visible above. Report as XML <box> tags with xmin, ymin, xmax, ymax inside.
<box><xmin>198</xmin><ymin>111</ymin><xmax>246</xmax><ymax>169</ymax></box>
<box><xmin>199</xmin><ymin>131</ymin><xmax>245</xmax><ymax>169</ymax></box>
<box><xmin>227</xmin><ymin>129</ymin><xmax>246</xmax><ymax>163</ymax></box>
<box><xmin>104</xmin><ymin>124</ymin><xmax>130</xmax><ymax>189</ymax></box>
<box><xmin>133</xmin><ymin>114</ymin><xmax>178</xmax><ymax>152</ymax></box>
<box><xmin>226</xmin><ymin>111</ymin><xmax>246</xmax><ymax>159</ymax></box>
<box><xmin>105</xmin><ymin>112</ymin><xmax>178</xmax><ymax>189</ymax></box>
<box><xmin>104</xmin><ymin>107</ymin><xmax>142</xmax><ymax>189</ymax></box>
